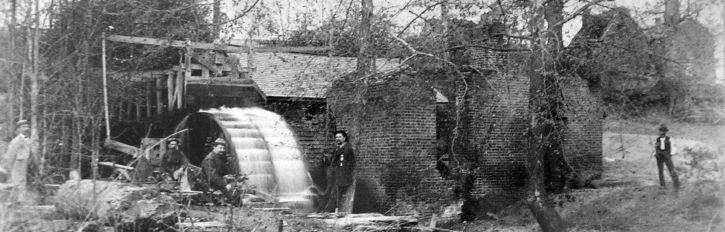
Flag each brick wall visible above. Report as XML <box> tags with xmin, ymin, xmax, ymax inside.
<box><xmin>328</xmin><ymin>73</ymin><xmax>454</xmax><ymax>213</ymax></box>
<box><xmin>461</xmin><ymin>72</ymin><xmax>530</xmax><ymax>199</ymax></box>
<box><xmin>461</xmin><ymin>39</ymin><xmax>603</xmax><ymax>201</ymax></box>
<box><xmin>560</xmin><ymin>78</ymin><xmax>604</xmax><ymax>177</ymax></box>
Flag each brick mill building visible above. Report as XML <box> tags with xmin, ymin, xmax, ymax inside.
<box><xmin>110</xmin><ymin>19</ymin><xmax>604</xmax><ymax>215</ymax></box>
<box><xmin>240</xmin><ymin>28</ymin><xmax>603</xmax><ymax>214</ymax></box>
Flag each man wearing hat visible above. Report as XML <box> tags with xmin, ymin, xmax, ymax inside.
<box><xmin>199</xmin><ymin>138</ymin><xmax>229</xmax><ymax>192</ymax></box>
<box><xmin>1</xmin><ymin>120</ymin><xmax>32</xmax><ymax>201</ymax></box>
<box><xmin>161</xmin><ymin>138</ymin><xmax>188</xmax><ymax>180</ymax></box>
<box><xmin>654</xmin><ymin>125</ymin><xmax>680</xmax><ymax>190</ymax></box>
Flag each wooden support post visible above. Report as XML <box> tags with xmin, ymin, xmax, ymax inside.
<box><xmin>183</xmin><ymin>39</ymin><xmax>191</xmax><ymax>108</ymax></box>
<box><xmin>155</xmin><ymin>77</ymin><xmax>163</xmax><ymax>115</ymax></box>
<box><xmin>135</xmin><ymin>100</ymin><xmax>141</xmax><ymax>121</ymax></box>
<box><xmin>167</xmin><ymin>70</ymin><xmax>175</xmax><ymax>111</ymax></box>
<box><xmin>116</xmin><ymin>104</ymin><xmax>123</xmax><ymax>121</ymax></box>
<box><xmin>176</xmin><ymin>67</ymin><xmax>183</xmax><ymax>109</ymax></box>
<box><xmin>146</xmin><ymin>81</ymin><xmax>152</xmax><ymax>118</ymax></box>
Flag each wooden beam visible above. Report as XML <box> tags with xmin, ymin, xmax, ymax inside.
<box><xmin>105</xmin><ymin>35</ymin><xmax>331</xmax><ymax>54</ymax></box>
<box><xmin>145</xmin><ymin>81</ymin><xmax>152</xmax><ymax>118</ymax></box>
<box><xmin>183</xmin><ymin>41</ymin><xmax>191</xmax><ymax>108</ymax></box>
<box><xmin>156</xmin><ymin>77</ymin><xmax>163</xmax><ymax>115</ymax></box>
<box><xmin>191</xmin><ymin>52</ymin><xmax>222</xmax><ymax>75</ymax></box>
<box><xmin>176</xmin><ymin>67</ymin><xmax>183</xmax><ymax>109</ymax></box>
<box><xmin>135</xmin><ymin>101</ymin><xmax>141</xmax><ymax>120</ymax></box>
<box><xmin>103</xmin><ymin>139</ymin><xmax>140</xmax><ymax>157</ymax></box>
<box><xmin>106</xmin><ymin>35</ymin><xmax>248</xmax><ymax>53</ymax></box>
<box><xmin>167</xmin><ymin>71</ymin><xmax>175</xmax><ymax>111</ymax></box>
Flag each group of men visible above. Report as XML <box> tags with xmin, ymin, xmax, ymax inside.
<box><xmin>0</xmin><ymin>118</ymin><xmax>680</xmax><ymax>209</ymax></box>
<box><xmin>156</xmin><ymin>137</ymin><xmax>232</xmax><ymax>194</ymax></box>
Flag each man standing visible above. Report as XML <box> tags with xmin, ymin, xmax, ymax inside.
<box><xmin>324</xmin><ymin>131</ymin><xmax>355</xmax><ymax>212</ymax></box>
<box><xmin>1</xmin><ymin>120</ymin><xmax>32</xmax><ymax>201</ymax></box>
<box><xmin>655</xmin><ymin>125</ymin><xmax>680</xmax><ymax>190</ymax></box>
<box><xmin>162</xmin><ymin>138</ymin><xmax>188</xmax><ymax>180</ymax></box>
<box><xmin>200</xmin><ymin>138</ymin><xmax>228</xmax><ymax>192</ymax></box>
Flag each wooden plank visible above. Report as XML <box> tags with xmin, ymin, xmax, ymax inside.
<box><xmin>182</xmin><ymin>45</ymin><xmax>191</xmax><ymax>108</ymax></box>
<box><xmin>106</xmin><ymin>35</ymin><xmax>248</xmax><ymax>53</ymax></box>
<box><xmin>145</xmin><ymin>81</ymin><xmax>152</xmax><ymax>118</ymax></box>
<box><xmin>103</xmin><ymin>139</ymin><xmax>140</xmax><ymax>157</ymax></box>
<box><xmin>191</xmin><ymin>52</ymin><xmax>222</xmax><ymax>75</ymax></box>
<box><xmin>176</xmin><ymin>66</ymin><xmax>184</xmax><ymax>109</ymax></box>
<box><xmin>167</xmin><ymin>71</ymin><xmax>175</xmax><ymax>111</ymax></box>
<box><xmin>135</xmin><ymin>101</ymin><xmax>141</xmax><ymax>120</ymax></box>
<box><xmin>106</xmin><ymin>34</ymin><xmax>331</xmax><ymax>54</ymax></box>
<box><xmin>116</xmin><ymin>104</ymin><xmax>123</xmax><ymax>121</ymax></box>
<box><xmin>155</xmin><ymin>77</ymin><xmax>163</xmax><ymax>115</ymax></box>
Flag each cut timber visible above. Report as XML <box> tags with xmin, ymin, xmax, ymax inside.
<box><xmin>177</xmin><ymin>221</ymin><xmax>227</xmax><ymax>231</ymax></box>
<box><xmin>107</xmin><ymin>35</ymin><xmax>247</xmax><ymax>53</ymax></box>
<box><xmin>252</xmin><ymin>207</ymin><xmax>292</xmax><ymax>211</ymax></box>
<box><xmin>106</xmin><ymin>35</ymin><xmax>331</xmax><ymax>54</ymax></box>
<box><xmin>322</xmin><ymin>213</ymin><xmax>418</xmax><ymax>228</ymax></box>
<box><xmin>98</xmin><ymin>161</ymin><xmax>134</xmax><ymax>170</ymax></box>
<box><xmin>55</xmin><ymin>180</ymin><xmax>178</xmax><ymax>229</ymax></box>
<box><xmin>104</xmin><ymin>139</ymin><xmax>140</xmax><ymax>157</ymax></box>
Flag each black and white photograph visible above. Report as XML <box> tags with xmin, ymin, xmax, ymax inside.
<box><xmin>0</xmin><ymin>0</ymin><xmax>723</xmax><ymax>231</ymax></box>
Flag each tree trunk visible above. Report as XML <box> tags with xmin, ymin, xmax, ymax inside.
<box><xmin>664</xmin><ymin>0</ymin><xmax>680</xmax><ymax>28</ymax></box>
<box><xmin>5</xmin><ymin>0</ymin><xmax>17</xmax><ymax>139</ymax></box>
<box><xmin>527</xmin><ymin>0</ymin><xmax>567</xmax><ymax>231</ymax></box>
<box><xmin>356</xmin><ymin>0</ymin><xmax>374</xmax><ymax>75</ymax></box>
<box><xmin>30</xmin><ymin>0</ymin><xmax>41</xmax><ymax>180</ymax></box>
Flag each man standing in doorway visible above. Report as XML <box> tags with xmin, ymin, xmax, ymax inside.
<box><xmin>655</xmin><ymin>125</ymin><xmax>680</xmax><ymax>190</ymax></box>
<box><xmin>1</xmin><ymin>120</ymin><xmax>32</xmax><ymax>202</ymax></box>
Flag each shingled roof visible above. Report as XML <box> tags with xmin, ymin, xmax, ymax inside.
<box><xmin>236</xmin><ymin>53</ymin><xmax>400</xmax><ymax>99</ymax></box>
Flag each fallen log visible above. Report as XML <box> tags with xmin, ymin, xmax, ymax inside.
<box><xmin>322</xmin><ymin>213</ymin><xmax>418</xmax><ymax>228</ymax></box>
<box><xmin>55</xmin><ymin>180</ymin><xmax>178</xmax><ymax>231</ymax></box>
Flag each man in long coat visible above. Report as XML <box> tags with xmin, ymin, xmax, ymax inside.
<box><xmin>1</xmin><ymin>120</ymin><xmax>32</xmax><ymax>202</ymax></box>
<box><xmin>321</xmin><ymin>131</ymin><xmax>355</xmax><ymax>212</ymax></box>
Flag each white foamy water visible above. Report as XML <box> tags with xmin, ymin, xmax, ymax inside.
<box><xmin>201</xmin><ymin>107</ymin><xmax>313</xmax><ymax>204</ymax></box>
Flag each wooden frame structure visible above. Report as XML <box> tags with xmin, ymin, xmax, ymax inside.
<box><xmin>105</xmin><ymin>35</ymin><xmax>330</xmax><ymax>121</ymax></box>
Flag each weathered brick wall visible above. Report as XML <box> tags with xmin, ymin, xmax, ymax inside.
<box><xmin>465</xmin><ymin>42</ymin><xmax>603</xmax><ymax>201</ymax></box>
<box><xmin>328</xmin><ymin>73</ymin><xmax>454</xmax><ymax>213</ymax></box>
<box><xmin>560</xmin><ymin>78</ymin><xmax>604</xmax><ymax>177</ymax></box>
<box><xmin>462</xmin><ymin>72</ymin><xmax>530</xmax><ymax>200</ymax></box>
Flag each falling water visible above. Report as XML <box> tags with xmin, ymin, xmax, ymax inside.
<box><xmin>200</xmin><ymin>107</ymin><xmax>313</xmax><ymax>205</ymax></box>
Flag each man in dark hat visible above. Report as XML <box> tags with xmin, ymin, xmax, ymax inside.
<box><xmin>654</xmin><ymin>125</ymin><xmax>680</xmax><ymax>190</ymax></box>
<box><xmin>161</xmin><ymin>138</ymin><xmax>188</xmax><ymax>180</ymax></box>
<box><xmin>199</xmin><ymin>138</ymin><xmax>229</xmax><ymax>192</ymax></box>
<box><xmin>1</xmin><ymin>120</ymin><xmax>32</xmax><ymax>201</ymax></box>
<box><xmin>321</xmin><ymin>130</ymin><xmax>355</xmax><ymax>212</ymax></box>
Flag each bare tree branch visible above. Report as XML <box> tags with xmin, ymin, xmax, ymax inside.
<box><xmin>551</xmin><ymin>0</ymin><xmax>610</xmax><ymax>29</ymax></box>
